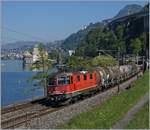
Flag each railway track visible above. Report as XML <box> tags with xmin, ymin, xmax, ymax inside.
<box><xmin>1</xmin><ymin>97</ymin><xmax>46</xmax><ymax>115</ymax></box>
<box><xmin>1</xmin><ymin>72</ymin><xmax>142</xmax><ymax>129</ymax></box>
<box><xmin>1</xmin><ymin>107</ymin><xmax>63</xmax><ymax>129</ymax></box>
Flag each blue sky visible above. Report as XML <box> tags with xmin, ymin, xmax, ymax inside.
<box><xmin>2</xmin><ymin>1</ymin><xmax>148</xmax><ymax>44</ymax></box>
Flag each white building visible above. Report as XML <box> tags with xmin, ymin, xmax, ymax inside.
<box><xmin>68</xmin><ymin>50</ymin><xmax>75</xmax><ymax>56</ymax></box>
<box><xmin>32</xmin><ymin>45</ymin><xmax>40</xmax><ymax>62</ymax></box>
<box><xmin>23</xmin><ymin>51</ymin><xmax>33</xmax><ymax>64</ymax></box>
<box><xmin>81</xmin><ymin>25</ymin><xmax>87</xmax><ymax>30</ymax></box>
<box><xmin>32</xmin><ymin>44</ymin><xmax>48</xmax><ymax>62</ymax></box>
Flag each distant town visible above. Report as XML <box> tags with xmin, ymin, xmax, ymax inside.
<box><xmin>1</xmin><ymin>40</ymin><xmax>63</xmax><ymax>60</ymax></box>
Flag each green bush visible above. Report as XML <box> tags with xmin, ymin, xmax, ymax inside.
<box><xmin>92</xmin><ymin>56</ymin><xmax>117</xmax><ymax>67</ymax></box>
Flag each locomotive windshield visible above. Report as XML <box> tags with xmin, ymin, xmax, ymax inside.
<box><xmin>48</xmin><ymin>78</ymin><xmax>57</xmax><ymax>85</ymax></box>
<box><xmin>58</xmin><ymin>76</ymin><xmax>70</xmax><ymax>85</ymax></box>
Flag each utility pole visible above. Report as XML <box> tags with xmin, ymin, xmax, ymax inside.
<box><xmin>117</xmin><ymin>48</ymin><xmax>120</xmax><ymax>92</ymax></box>
<box><xmin>98</xmin><ymin>49</ymin><xmax>117</xmax><ymax>57</ymax></box>
<box><xmin>98</xmin><ymin>49</ymin><xmax>120</xmax><ymax>92</ymax></box>
<box><xmin>56</xmin><ymin>48</ymin><xmax>63</xmax><ymax>66</ymax></box>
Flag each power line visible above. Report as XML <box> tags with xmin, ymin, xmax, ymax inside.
<box><xmin>1</xmin><ymin>35</ymin><xmax>35</xmax><ymax>44</ymax></box>
<box><xmin>2</xmin><ymin>35</ymin><xmax>23</xmax><ymax>42</ymax></box>
<box><xmin>1</xmin><ymin>26</ymin><xmax>48</xmax><ymax>43</ymax></box>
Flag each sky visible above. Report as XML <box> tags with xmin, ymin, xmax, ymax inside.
<box><xmin>1</xmin><ymin>1</ymin><xmax>148</xmax><ymax>44</ymax></box>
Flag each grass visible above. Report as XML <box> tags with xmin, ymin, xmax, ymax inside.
<box><xmin>58</xmin><ymin>71</ymin><xmax>149</xmax><ymax>129</ymax></box>
<box><xmin>125</xmin><ymin>102</ymin><xmax>149</xmax><ymax>129</ymax></box>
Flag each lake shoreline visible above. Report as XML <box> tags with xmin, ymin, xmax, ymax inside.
<box><xmin>1</xmin><ymin>60</ymin><xmax>44</xmax><ymax>107</ymax></box>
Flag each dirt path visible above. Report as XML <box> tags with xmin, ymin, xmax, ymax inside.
<box><xmin>112</xmin><ymin>92</ymin><xmax>149</xmax><ymax>129</ymax></box>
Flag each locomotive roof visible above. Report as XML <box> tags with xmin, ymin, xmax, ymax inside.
<box><xmin>58</xmin><ymin>70</ymin><xmax>91</xmax><ymax>76</ymax></box>
<box><xmin>48</xmin><ymin>69</ymin><xmax>95</xmax><ymax>78</ymax></box>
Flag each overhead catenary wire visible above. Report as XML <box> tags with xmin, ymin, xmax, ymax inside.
<box><xmin>1</xmin><ymin>35</ymin><xmax>25</xmax><ymax>43</ymax></box>
<box><xmin>1</xmin><ymin>26</ymin><xmax>48</xmax><ymax>43</ymax></box>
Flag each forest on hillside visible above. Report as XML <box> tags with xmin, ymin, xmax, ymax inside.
<box><xmin>75</xmin><ymin>3</ymin><xmax>149</xmax><ymax>59</ymax></box>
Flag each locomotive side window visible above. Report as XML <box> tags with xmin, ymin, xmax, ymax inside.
<box><xmin>76</xmin><ymin>75</ymin><xmax>80</xmax><ymax>82</ymax></box>
<box><xmin>90</xmin><ymin>73</ymin><xmax>93</xmax><ymax>79</ymax></box>
<box><xmin>70</xmin><ymin>76</ymin><xmax>73</xmax><ymax>84</ymax></box>
<box><xmin>84</xmin><ymin>74</ymin><xmax>87</xmax><ymax>80</ymax></box>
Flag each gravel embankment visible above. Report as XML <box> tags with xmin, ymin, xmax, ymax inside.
<box><xmin>18</xmin><ymin>74</ymin><xmax>140</xmax><ymax>129</ymax></box>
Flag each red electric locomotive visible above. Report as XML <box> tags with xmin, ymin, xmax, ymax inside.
<box><xmin>47</xmin><ymin>70</ymin><xmax>97</xmax><ymax>102</ymax></box>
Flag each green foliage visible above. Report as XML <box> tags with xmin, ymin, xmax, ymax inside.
<box><xmin>115</xmin><ymin>25</ymin><xmax>126</xmax><ymax>54</ymax></box>
<box><xmin>66</xmin><ymin>55</ymin><xmax>116</xmax><ymax>69</ymax></box>
<box><xmin>66</xmin><ymin>56</ymin><xmax>92</xmax><ymax>69</ymax></box>
<box><xmin>75</xmin><ymin>19</ymin><xmax>149</xmax><ymax>58</ymax></box>
<box><xmin>32</xmin><ymin>43</ymin><xmax>52</xmax><ymax>71</ymax></box>
<box><xmin>139</xmin><ymin>32</ymin><xmax>147</xmax><ymax>55</ymax></box>
<box><xmin>92</xmin><ymin>56</ymin><xmax>116</xmax><ymax>67</ymax></box>
<box><xmin>30</xmin><ymin>43</ymin><xmax>52</xmax><ymax>96</ymax></box>
<box><xmin>62</xmin><ymin>30</ymin><xmax>88</xmax><ymax>50</ymax></box>
<box><xmin>66</xmin><ymin>55</ymin><xmax>79</xmax><ymax>68</ymax></box>
<box><xmin>76</xmin><ymin>28</ymin><xmax>102</xmax><ymax>57</ymax></box>
<box><xmin>48</xmin><ymin>49</ymin><xmax>59</xmax><ymax>60</ymax></box>
<box><xmin>59</xmin><ymin>71</ymin><xmax>149</xmax><ymax>129</ymax></box>
<box><xmin>130</xmin><ymin>38</ymin><xmax>142</xmax><ymax>55</ymax></box>
<box><xmin>76</xmin><ymin>28</ymin><xmax>119</xmax><ymax>57</ymax></box>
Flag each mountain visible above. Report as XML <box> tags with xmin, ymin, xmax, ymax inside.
<box><xmin>45</xmin><ymin>40</ymin><xmax>64</xmax><ymax>51</ymax></box>
<box><xmin>61</xmin><ymin>4</ymin><xmax>143</xmax><ymax>50</ymax></box>
<box><xmin>2</xmin><ymin>41</ymin><xmax>39</xmax><ymax>50</ymax></box>
<box><xmin>2</xmin><ymin>40</ymin><xmax>63</xmax><ymax>53</ymax></box>
<box><xmin>61</xmin><ymin>22</ymin><xmax>105</xmax><ymax>50</ymax></box>
<box><xmin>114</xmin><ymin>4</ymin><xmax>142</xmax><ymax>19</ymax></box>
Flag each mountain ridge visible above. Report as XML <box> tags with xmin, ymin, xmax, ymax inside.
<box><xmin>61</xmin><ymin>4</ymin><xmax>143</xmax><ymax>50</ymax></box>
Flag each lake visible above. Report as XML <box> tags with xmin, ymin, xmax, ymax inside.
<box><xmin>1</xmin><ymin>60</ymin><xmax>44</xmax><ymax>107</ymax></box>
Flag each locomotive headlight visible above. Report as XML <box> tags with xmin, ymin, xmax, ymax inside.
<box><xmin>63</xmin><ymin>90</ymin><xmax>66</xmax><ymax>94</ymax></box>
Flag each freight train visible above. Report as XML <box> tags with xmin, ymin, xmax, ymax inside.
<box><xmin>47</xmin><ymin>64</ymin><xmax>140</xmax><ymax>103</ymax></box>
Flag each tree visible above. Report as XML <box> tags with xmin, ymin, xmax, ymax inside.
<box><xmin>66</xmin><ymin>55</ymin><xmax>78</xmax><ymax>68</ymax></box>
<box><xmin>140</xmin><ymin>32</ymin><xmax>147</xmax><ymax>56</ymax></box>
<box><xmin>66</xmin><ymin>55</ymin><xmax>94</xmax><ymax>70</ymax></box>
<box><xmin>130</xmin><ymin>38</ymin><xmax>142</xmax><ymax>64</ymax></box>
<box><xmin>76</xmin><ymin>28</ymin><xmax>119</xmax><ymax>58</ymax></box>
<box><xmin>92</xmin><ymin>56</ymin><xmax>117</xmax><ymax>67</ymax></box>
<box><xmin>31</xmin><ymin>43</ymin><xmax>52</xmax><ymax>96</ymax></box>
<box><xmin>115</xmin><ymin>25</ymin><xmax>126</xmax><ymax>64</ymax></box>
<box><xmin>143</xmin><ymin>3</ymin><xmax>149</xmax><ymax>12</ymax></box>
<box><xmin>49</xmin><ymin>49</ymin><xmax>59</xmax><ymax>60</ymax></box>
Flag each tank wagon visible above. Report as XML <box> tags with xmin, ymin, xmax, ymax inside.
<box><xmin>47</xmin><ymin>64</ymin><xmax>139</xmax><ymax>103</ymax></box>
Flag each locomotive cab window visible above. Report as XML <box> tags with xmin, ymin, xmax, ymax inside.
<box><xmin>84</xmin><ymin>74</ymin><xmax>87</xmax><ymax>80</ymax></box>
<box><xmin>76</xmin><ymin>75</ymin><xmax>80</xmax><ymax>82</ymax></box>
<box><xmin>58</xmin><ymin>76</ymin><xmax>70</xmax><ymax>85</ymax></box>
<box><xmin>48</xmin><ymin>78</ymin><xmax>56</xmax><ymax>85</ymax></box>
<box><xmin>90</xmin><ymin>73</ymin><xmax>93</xmax><ymax>79</ymax></box>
